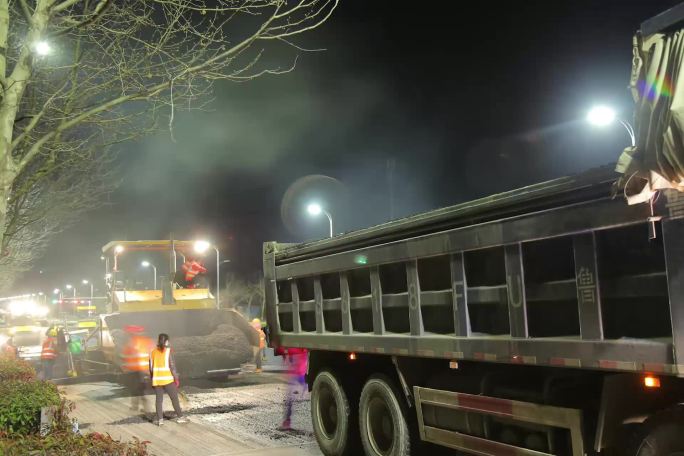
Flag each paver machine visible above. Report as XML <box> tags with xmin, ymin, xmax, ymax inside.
<box><xmin>96</xmin><ymin>240</ymin><xmax>257</xmax><ymax>378</ymax></box>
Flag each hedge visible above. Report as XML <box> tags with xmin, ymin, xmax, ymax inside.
<box><xmin>0</xmin><ymin>356</ymin><xmax>36</xmax><ymax>382</ymax></box>
<box><xmin>0</xmin><ymin>380</ymin><xmax>60</xmax><ymax>434</ymax></box>
<box><xmin>0</xmin><ymin>430</ymin><xmax>149</xmax><ymax>455</ymax></box>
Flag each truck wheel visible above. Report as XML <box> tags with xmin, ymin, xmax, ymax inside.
<box><xmin>633</xmin><ymin>424</ymin><xmax>684</xmax><ymax>456</ymax></box>
<box><xmin>359</xmin><ymin>375</ymin><xmax>411</xmax><ymax>456</ymax></box>
<box><xmin>629</xmin><ymin>408</ymin><xmax>684</xmax><ymax>456</ymax></box>
<box><xmin>311</xmin><ymin>371</ymin><xmax>356</xmax><ymax>456</ymax></box>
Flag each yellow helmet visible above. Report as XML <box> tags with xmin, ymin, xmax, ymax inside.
<box><xmin>48</xmin><ymin>328</ymin><xmax>57</xmax><ymax>337</ymax></box>
<box><xmin>251</xmin><ymin>318</ymin><xmax>261</xmax><ymax>329</ymax></box>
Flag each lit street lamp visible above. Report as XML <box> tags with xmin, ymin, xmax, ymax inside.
<box><xmin>141</xmin><ymin>261</ymin><xmax>157</xmax><ymax>289</ymax></box>
<box><xmin>65</xmin><ymin>284</ymin><xmax>76</xmax><ymax>298</ymax></box>
<box><xmin>82</xmin><ymin>279</ymin><xmax>94</xmax><ymax>300</ymax></box>
<box><xmin>194</xmin><ymin>240</ymin><xmax>220</xmax><ymax>309</ymax></box>
<box><xmin>34</xmin><ymin>41</ymin><xmax>51</xmax><ymax>56</ymax></box>
<box><xmin>307</xmin><ymin>203</ymin><xmax>333</xmax><ymax>238</ymax></box>
<box><xmin>586</xmin><ymin>105</ymin><xmax>635</xmax><ymax>146</ymax></box>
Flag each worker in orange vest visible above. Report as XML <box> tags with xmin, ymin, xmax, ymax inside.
<box><xmin>251</xmin><ymin>319</ymin><xmax>266</xmax><ymax>373</ymax></box>
<box><xmin>2</xmin><ymin>336</ymin><xmax>17</xmax><ymax>358</ymax></box>
<box><xmin>41</xmin><ymin>331</ymin><xmax>58</xmax><ymax>380</ymax></box>
<box><xmin>120</xmin><ymin>325</ymin><xmax>155</xmax><ymax>414</ymax></box>
<box><xmin>149</xmin><ymin>333</ymin><xmax>187</xmax><ymax>426</ymax></box>
<box><xmin>182</xmin><ymin>258</ymin><xmax>207</xmax><ymax>289</ymax></box>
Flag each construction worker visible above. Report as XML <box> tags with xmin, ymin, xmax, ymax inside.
<box><xmin>251</xmin><ymin>319</ymin><xmax>266</xmax><ymax>373</ymax></box>
<box><xmin>120</xmin><ymin>325</ymin><xmax>154</xmax><ymax>414</ymax></box>
<box><xmin>41</xmin><ymin>330</ymin><xmax>58</xmax><ymax>380</ymax></box>
<box><xmin>278</xmin><ymin>346</ymin><xmax>308</xmax><ymax>430</ymax></box>
<box><xmin>149</xmin><ymin>333</ymin><xmax>187</xmax><ymax>426</ymax></box>
<box><xmin>182</xmin><ymin>257</ymin><xmax>207</xmax><ymax>289</ymax></box>
<box><xmin>2</xmin><ymin>336</ymin><xmax>17</xmax><ymax>358</ymax></box>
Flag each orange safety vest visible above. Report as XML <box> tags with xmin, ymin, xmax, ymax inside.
<box><xmin>41</xmin><ymin>337</ymin><xmax>57</xmax><ymax>360</ymax></box>
<box><xmin>150</xmin><ymin>347</ymin><xmax>174</xmax><ymax>386</ymax></box>
<box><xmin>258</xmin><ymin>329</ymin><xmax>266</xmax><ymax>349</ymax></box>
<box><xmin>183</xmin><ymin>261</ymin><xmax>206</xmax><ymax>281</ymax></box>
<box><xmin>120</xmin><ymin>336</ymin><xmax>154</xmax><ymax>372</ymax></box>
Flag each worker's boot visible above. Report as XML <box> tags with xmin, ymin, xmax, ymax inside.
<box><xmin>278</xmin><ymin>419</ymin><xmax>291</xmax><ymax>431</ymax></box>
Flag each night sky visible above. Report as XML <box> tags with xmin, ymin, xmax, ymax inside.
<box><xmin>16</xmin><ymin>0</ymin><xmax>683</xmax><ymax>295</ymax></box>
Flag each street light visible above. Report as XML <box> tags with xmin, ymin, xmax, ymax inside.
<box><xmin>587</xmin><ymin>105</ymin><xmax>635</xmax><ymax>146</ymax></box>
<box><xmin>34</xmin><ymin>41</ymin><xmax>51</xmax><ymax>56</ymax></box>
<box><xmin>141</xmin><ymin>261</ymin><xmax>157</xmax><ymax>289</ymax></box>
<box><xmin>307</xmin><ymin>203</ymin><xmax>333</xmax><ymax>238</ymax></box>
<box><xmin>100</xmin><ymin>255</ymin><xmax>109</xmax><ymax>278</ymax></box>
<box><xmin>65</xmin><ymin>284</ymin><xmax>76</xmax><ymax>298</ymax></box>
<box><xmin>194</xmin><ymin>240</ymin><xmax>220</xmax><ymax>309</ymax></box>
<box><xmin>82</xmin><ymin>279</ymin><xmax>93</xmax><ymax>300</ymax></box>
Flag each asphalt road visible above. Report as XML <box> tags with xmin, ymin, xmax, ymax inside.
<box><xmin>62</xmin><ymin>371</ymin><xmax>322</xmax><ymax>456</ymax></box>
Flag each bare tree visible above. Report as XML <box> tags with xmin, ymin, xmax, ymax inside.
<box><xmin>222</xmin><ymin>274</ymin><xmax>263</xmax><ymax>318</ymax></box>
<box><xmin>0</xmin><ymin>143</ymin><xmax>116</xmax><ymax>290</ymax></box>
<box><xmin>0</xmin><ymin>0</ymin><xmax>338</xmax><ymax>260</ymax></box>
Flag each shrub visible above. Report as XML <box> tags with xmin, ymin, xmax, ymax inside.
<box><xmin>0</xmin><ymin>356</ymin><xmax>36</xmax><ymax>382</ymax></box>
<box><xmin>0</xmin><ymin>380</ymin><xmax>60</xmax><ymax>434</ymax></box>
<box><xmin>0</xmin><ymin>431</ymin><xmax>150</xmax><ymax>456</ymax></box>
<box><xmin>0</xmin><ymin>398</ymin><xmax>150</xmax><ymax>455</ymax></box>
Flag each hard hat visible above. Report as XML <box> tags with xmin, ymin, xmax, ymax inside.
<box><xmin>251</xmin><ymin>318</ymin><xmax>262</xmax><ymax>330</ymax></box>
<box><xmin>124</xmin><ymin>325</ymin><xmax>145</xmax><ymax>334</ymax></box>
<box><xmin>48</xmin><ymin>328</ymin><xmax>57</xmax><ymax>337</ymax></box>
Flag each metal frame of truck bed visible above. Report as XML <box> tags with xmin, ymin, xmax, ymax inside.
<box><xmin>264</xmin><ymin>167</ymin><xmax>684</xmax><ymax>378</ymax></box>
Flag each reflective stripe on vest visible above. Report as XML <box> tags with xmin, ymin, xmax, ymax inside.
<box><xmin>120</xmin><ymin>336</ymin><xmax>153</xmax><ymax>372</ymax></box>
<box><xmin>150</xmin><ymin>348</ymin><xmax>174</xmax><ymax>386</ymax></box>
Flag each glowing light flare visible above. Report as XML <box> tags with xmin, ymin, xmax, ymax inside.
<box><xmin>141</xmin><ymin>261</ymin><xmax>150</xmax><ymax>267</ymax></box>
<box><xmin>114</xmin><ymin>245</ymin><xmax>125</xmax><ymax>254</ymax></box>
<box><xmin>34</xmin><ymin>41</ymin><xmax>51</xmax><ymax>56</ymax></box>
<box><xmin>638</xmin><ymin>75</ymin><xmax>673</xmax><ymax>101</ymax></box>
<box><xmin>348</xmin><ymin>352</ymin><xmax>357</xmax><ymax>361</ymax></box>
<box><xmin>644</xmin><ymin>375</ymin><xmax>661</xmax><ymax>389</ymax></box>
<box><xmin>194</xmin><ymin>240</ymin><xmax>211</xmax><ymax>254</ymax></box>
<box><xmin>307</xmin><ymin>203</ymin><xmax>322</xmax><ymax>216</ymax></box>
<box><xmin>586</xmin><ymin>105</ymin><xmax>616</xmax><ymax>126</ymax></box>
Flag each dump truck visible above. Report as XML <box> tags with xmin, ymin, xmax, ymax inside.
<box><xmin>263</xmin><ymin>6</ymin><xmax>684</xmax><ymax>456</ymax></box>
<box><xmin>96</xmin><ymin>240</ymin><xmax>257</xmax><ymax>378</ymax></box>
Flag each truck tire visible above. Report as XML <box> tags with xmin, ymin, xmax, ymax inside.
<box><xmin>359</xmin><ymin>375</ymin><xmax>411</xmax><ymax>456</ymax></box>
<box><xmin>630</xmin><ymin>414</ymin><xmax>684</xmax><ymax>456</ymax></box>
<box><xmin>311</xmin><ymin>370</ymin><xmax>356</xmax><ymax>456</ymax></box>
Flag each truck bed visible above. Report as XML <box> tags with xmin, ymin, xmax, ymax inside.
<box><xmin>264</xmin><ymin>166</ymin><xmax>684</xmax><ymax>377</ymax></box>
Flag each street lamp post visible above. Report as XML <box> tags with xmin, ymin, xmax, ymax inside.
<box><xmin>141</xmin><ymin>261</ymin><xmax>157</xmax><ymax>289</ymax></box>
<box><xmin>307</xmin><ymin>203</ymin><xmax>334</xmax><ymax>238</ymax></box>
<box><xmin>586</xmin><ymin>105</ymin><xmax>636</xmax><ymax>146</ymax></box>
<box><xmin>65</xmin><ymin>284</ymin><xmax>76</xmax><ymax>298</ymax></box>
<box><xmin>194</xmin><ymin>240</ymin><xmax>220</xmax><ymax>309</ymax></box>
<box><xmin>82</xmin><ymin>280</ymin><xmax>93</xmax><ymax>300</ymax></box>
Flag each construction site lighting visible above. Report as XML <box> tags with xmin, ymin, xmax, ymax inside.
<box><xmin>115</xmin><ymin>245</ymin><xmax>124</xmax><ymax>254</ymax></box>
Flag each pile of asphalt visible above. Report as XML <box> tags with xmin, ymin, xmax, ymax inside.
<box><xmin>172</xmin><ymin>324</ymin><xmax>254</xmax><ymax>377</ymax></box>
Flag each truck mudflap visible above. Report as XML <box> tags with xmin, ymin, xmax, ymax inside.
<box><xmin>413</xmin><ymin>386</ymin><xmax>584</xmax><ymax>456</ymax></box>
